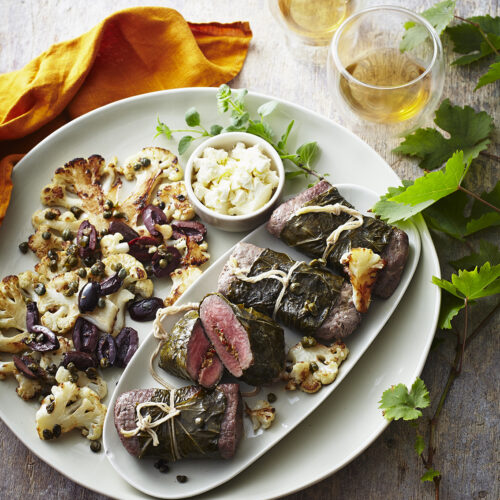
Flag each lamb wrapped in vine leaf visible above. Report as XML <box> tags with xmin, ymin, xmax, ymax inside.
<box><xmin>218</xmin><ymin>243</ymin><xmax>361</xmax><ymax>339</ymax></box>
<box><xmin>114</xmin><ymin>383</ymin><xmax>243</xmax><ymax>461</ymax></box>
<box><xmin>159</xmin><ymin>310</ymin><xmax>223</xmax><ymax>389</ymax></box>
<box><xmin>267</xmin><ymin>180</ymin><xmax>409</xmax><ymax>298</ymax></box>
<box><xmin>200</xmin><ymin>293</ymin><xmax>285</xmax><ymax>386</ymax></box>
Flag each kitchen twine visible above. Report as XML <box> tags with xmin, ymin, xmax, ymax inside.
<box><xmin>294</xmin><ymin>203</ymin><xmax>364</xmax><ymax>260</ymax></box>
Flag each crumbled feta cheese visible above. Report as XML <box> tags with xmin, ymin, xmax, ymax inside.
<box><xmin>192</xmin><ymin>143</ymin><xmax>279</xmax><ymax>216</ymax></box>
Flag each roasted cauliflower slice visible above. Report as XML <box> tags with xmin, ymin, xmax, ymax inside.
<box><xmin>36</xmin><ymin>381</ymin><xmax>106</xmax><ymax>440</ymax></box>
<box><xmin>340</xmin><ymin>248</ymin><xmax>386</xmax><ymax>313</ymax></box>
<box><xmin>0</xmin><ymin>360</ymin><xmax>44</xmax><ymax>401</ymax></box>
<box><xmin>245</xmin><ymin>400</ymin><xmax>276</xmax><ymax>431</ymax></box>
<box><xmin>102</xmin><ymin>254</ymin><xmax>153</xmax><ymax>298</ymax></box>
<box><xmin>285</xmin><ymin>340</ymin><xmax>349</xmax><ymax>394</ymax></box>
<box><xmin>99</xmin><ymin>233</ymin><xmax>129</xmax><ymax>257</ymax></box>
<box><xmin>155</xmin><ymin>181</ymin><xmax>195</xmax><ymax>221</ymax></box>
<box><xmin>28</xmin><ymin>225</ymin><xmax>66</xmax><ymax>259</ymax></box>
<box><xmin>163</xmin><ymin>266</ymin><xmax>203</xmax><ymax>307</ymax></box>
<box><xmin>0</xmin><ymin>275</ymin><xmax>28</xmax><ymax>331</ymax></box>
<box><xmin>55</xmin><ymin>366</ymin><xmax>107</xmax><ymax>400</ymax></box>
<box><xmin>32</xmin><ymin>208</ymin><xmax>82</xmax><ymax>235</ymax></box>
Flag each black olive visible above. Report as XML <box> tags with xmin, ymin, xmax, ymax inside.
<box><xmin>73</xmin><ymin>317</ymin><xmax>99</xmax><ymax>354</ymax></box>
<box><xmin>100</xmin><ymin>273</ymin><xmax>123</xmax><ymax>295</ymax></box>
<box><xmin>78</xmin><ymin>281</ymin><xmax>100</xmax><ymax>313</ymax></box>
<box><xmin>26</xmin><ymin>302</ymin><xmax>40</xmax><ymax>333</ymax></box>
<box><xmin>63</xmin><ymin>351</ymin><xmax>96</xmax><ymax>370</ymax></box>
<box><xmin>171</xmin><ymin>220</ymin><xmax>206</xmax><ymax>242</ymax></box>
<box><xmin>142</xmin><ymin>204</ymin><xmax>168</xmax><ymax>237</ymax></box>
<box><xmin>83</xmin><ymin>255</ymin><xmax>95</xmax><ymax>267</ymax></box>
<box><xmin>114</xmin><ymin>327</ymin><xmax>139</xmax><ymax>367</ymax></box>
<box><xmin>97</xmin><ymin>334</ymin><xmax>117</xmax><ymax>368</ymax></box>
<box><xmin>128</xmin><ymin>298</ymin><xmax>164</xmax><ymax>322</ymax></box>
<box><xmin>18</xmin><ymin>242</ymin><xmax>29</xmax><ymax>254</ymax></box>
<box><xmin>26</xmin><ymin>325</ymin><xmax>60</xmax><ymax>352</ymax></box>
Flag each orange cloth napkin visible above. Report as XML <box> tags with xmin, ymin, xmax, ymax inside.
<box><xmin>0</xmin><ymin>6</ymin><xmax>252</xmax><ymax>225</ymax></box>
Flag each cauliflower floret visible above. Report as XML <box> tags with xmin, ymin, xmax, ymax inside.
<box><xmin>100</xmin><ymin>233</ymin><xmax>130</xmax><ymax>257</ymax></box>
<box><xmin>38</xmin><ymin>337</ymin><xmax>73</xmax><ymax>370</ymax></box>
<box><xmin>155</xmin><ymin>181</ymin><xmax>195</xmax><ymax>221</ymax></box>
<box><xmin>120</xmin><ymin>147</ymin><xmax>182</xmax><ymax>182</ymax></box>
<box><xmin>340</xmin><ymin>248</ymin><xmax>385</xmax><ymax>313</ymax></box>
<box><xmin>0</xmin><ymin>360</ymin><xmax>43</xmax><ymax>400</ymax></box>
<box><xmin>28</xmin><ymin>225</ymin><xmax>67</xmax><ymax>259</ymax></box>
<box><xmin>55</xmin><ymin>366</ymin><xmax>107</xmax><ymax>400</ymax></box>
<box><xmin>0</xmin><ymin>275</ymin><xmax>28</xmax><ymax>331</ymax></box>
<box><xmin>32</xmin><ymin>208</ymin><xmax>82</xmax><ymax>235</ymax></box>
<box><xmin>163</xmin><ymin>266</ymin><xmax>203</xmax><ymax>307</ymax></box>
<box><xmin>36</xmin><ymin>381</ymin><xmax>106</xmax><ymax>441</ymax></box>
<box><xmin>285</xmin><ymin>340</ymin><xmax>349</xmax><ymax>394</ymax></box>
<box><xmin>245</xmin><ymin>400</ymin><xmax>276</xmax><ymax>431</ymax></box>
<box><xmin>182</xmin><ymin>238</ymin><xmax>210</xmax><ymax>268</ymax></box>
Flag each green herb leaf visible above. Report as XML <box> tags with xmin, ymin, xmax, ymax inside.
<box><xmin>216</xmin><ymin>84</ymin><xmax>231</xmax><ymax>113</ymax></box>
<box><xmin>414</xmin><ymin>434</ymin><xmax>426</xmax><ymax>456</ymax></box>
<box><xmin>438</xmin><ymin>291</ymin><xmax>465</xmax><ymax>329</ymax></box>
<box><xmin>446</xmin><ymin>15</ymin><xmax>500</xmax><ymax>66</ymax></box>
<box><xmin>393</xmin><ymin>99</ymin><xmax>494</xmax><ymax>170</ymax></box>
<box><xmin>432</xmin><ymin>262</ymin><xmax>500</xmax><ymax>301</ymax></box>
<box><xmin>475</xmin><ymin>59</ymin><xmax>500</xmax><ymax>89</ymax></box>
<box><xmin>278</xmin><ymin>120</ymin><xmax>294</xmax><ymax>151</ymax></box>
<box><xmin>296</xmin><ymin>142</ymin><xmax>318</xmax><ymax>167</ymax></box>
<box><xmin>185</xmin><ymin>107</ymin><xmax>200</xmax><ymax>127</ymax></box>
<box><xmin>230</xmin><ymin>111</ymin><xmax>249</xmax><ymax>128</ymax></box>
<box><xmin>178</xmin><ymin>136</ymin><xmax>195</xmax><ymax>155</ymax></box>
<box><xmin>285</xmin><ymin>170</ymin><xmax>307</xmax><ymax>180</ymax></box>
<box><xmin>421</xmin><ymin>468</ymin><xmax>441</xmax><ymax>482</ymax></box>
<box><xmin>450</xmin><ymin>241</ymin><xmax>500</xmax><ymax>271</ymax></box>
<box><xmin>379</xmin><ymin>378</ymin><xmax>430</xmax><ymax>421</ymax></box>
<box><xmin>258</xmin><ymin>101</ymin><xmax>279</xmax><ymax>118</ymax></box>
<box><xmin>210</xmin><ymin>124</ymin><xmax>223</xmax><ymax>136</ymax></box>
<box><xmin>246</xmin><ymin>120</ymin><xmax>275</xmax><ymax>143</ymax></box>
<box><xmin>155</xmin><ymin>118</ymin><xmax>172</xmax><ymax>140</ymax></box>
<box><xmin>400</xmin><ymin>1</ymin><xmax>455</xmax><ymax>52</ymax></box>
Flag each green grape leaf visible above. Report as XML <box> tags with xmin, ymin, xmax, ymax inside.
<box><xmin>421</xmin><ymin>468</ymin><xmax>441</xmax><ymax>482</ymax></box>
<box><xmin>379</xmin><ymin>378</ymin><xmax>430</xmax><ymax>421</ymax></box>
<box><xmin>466</xmin><ymin>181</ymin><xmax>500</xmax><ymax>235</ymax></box>
<box><xmin>400</xmin><ymin>1</ymin><xmax>456</xmax><ymax>52</ymax></box>
<box><xmin>155</xmin><ymin>118</ymin><xmax>172</xmax><ymax>140</ymax></box>
<box><xmin>450</xmin><ymin>241</ymin><xmax>500</xmax><ymax>271</ymax></box>
<box><xmin>258</xmin><ymin>100</ymin><xmax>279</xmax><ymax>118</ymax></box>
<box><xmin>438</xmin><ymin>291</ymin><xmax>465</xmax><ymax>329</ymax></box>
<box><xmin>178</xmin><ymin>135</ymin><xmax>195</xmax><ymax>155</ymax></box>
<box><xmin>432</xmin><ymin>262</ymin><xmax>500</xmax><ymax>301</ymax></box>
<box><xmin>414</xmin><ymin>434</ymin><xmax>426</xmax><ymax>456</ymax></box>
<box><xmin>393</xmin><ymin>99</ymin><xmax>494</xmax><ymax>170</ymax></box>
<box><xmin>185</xmin><ymin>107</ymin><xmax>200</xmax><ymax>127</ymax></box>
<box><xmin>475</xmin><ymin>59</ymin><xmax>500</xmax><ymax>90</ymax></box>
<box><xmin>423</xmin><ymin>190</ymin><xmax>469</xmax><ymax>240</ymax></box>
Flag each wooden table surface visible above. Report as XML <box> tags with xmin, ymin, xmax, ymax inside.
<box><xmin>1</xmin><ymin>1</ymin><xmax>498</xmax><ymax>499</ymax></box>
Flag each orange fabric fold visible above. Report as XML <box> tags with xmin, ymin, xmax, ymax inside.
<box><xmin>0</xmin><ymin>6</ymin><xmax>252</xmax><ymax>225</ymax></box>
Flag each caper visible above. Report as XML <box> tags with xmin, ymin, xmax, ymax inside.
<box><xmin>100</xmin><ymin>229</ymin><xmax>108</xmax><ymax>237</ymax></box>
<box><xmin>78</xmin><ymin>268</ymin><xmax>87</xmax><ymax>278</ymax></box>
<box><xmin>90</xmin><ymin>265</ymin><xmax>100</xmax><ymax>276</ymax></box>
<box><xmin>18</xmin><ymin>242</ymin><xmax>29</xmax><ymax>254</ymax></box>
<box><xmin>42</xmin><ymin>231</ymin><xmax>51</xmax><ymax>240</ymax></box>
<box><xmin>267</xmin><ymin>393</ymin><xmax>277</xmax><ymax>403</ymax></box>
<box><xmin>62</xmin><ymin>229</ymin><xmax>73</xmax><ymax>241</ymax></box>
<box><xmin>159</xmin><ymin>258</ymin><xmax>168</xmax><ymax>269</ymax></box>
<box><xmin>158</xmin><ymin>201</ymin><xmax>166</xmax><ymax>210</ymax></box>
<box><xmin>66</xmin><ymin>244</ymin><xmax>77</xmax><ymax>256</ymax></box>
<box><xmin>35</xmin><ymin>333</ymin><xmax>45</xmax><ymax>343</ymax></box>
<box><xmin>67</xmin><ymin>362</ymin><xmax>76</xmax><ymax>372</ymax></box>
<box><xmin>100</xmin><ymin>358</ymin><xmax>109</xmax><ymax>369</ymax></box>
<box><xmin>42</xmin><ymin>429</ymin><xmax>53</xmax><ymax>440</ymax></box>
<box><xmin>52</xmin><ymin>424</ymin><xmax>62</xmax><ymax>438</ymax></box>
<box><xmin>194</xmin><ymin>417</ymin><xmax>204</xmax><ymax>427</ymax></box>
<box><xmin>79</xmin><ymin>235</ymin><xmax>89</xmax><ymax>247</ymax></box>
<box><xmin>28</xmin><ymin>363</ymin><xmax>39</xmax><ymax>372</ymax></box>
<box><xmin>44</xmin><ymin>210</ymin><xmax>57</xmax><ymax>220</ymax></box>
<box><xmin>86</xmin><ymin>367</ymin><xmax>98</xmax><ymax>380</ymax></box>
<box><xmin>49</xmin><ymin>260</ymin><xmax>58</xmax><ymax>272</ymax></box>
<box><xmin>290</xmin><ymin>282</ymin><xmax>301</xmax><ymax>294</ymax></box>
<box><xmin>83</xmin><ymin>256</ymin><xmax>95</xmax><ymax>267</ymax></box>
<box><xmin>46</xmin><ymin>401</ymin><xmax>55</xmax><ymax>414</ymax></box>
<box><xmin>310</xmin><ymin>361</ymin><xmax>319</xmax><ymax>372</ymax></box>
<box><xmin>47</xmin><ymin>249</ymin><xmax>58</xmax><ymax>260</ymax></box>
<box><xmin>112</xmin><ymin>210</ymin><xmax>126</xmax><ymax>219</ymax></box>
<box><xmin>90</xmin><ymin>440</ymin><xmax>102</xmax><ymax>453</ymax></box>
<box><xmin>104</xmin><ymin>200</ymin><xmax>114</xmax><ymax>210</ymax></box>
<box><xmin>34</xmin><ymin>283</ymin><xmax>46</xmax><ymax>296</ymax></box>
<box><xmin>97</xmin><ymin>297</ymin><xmax>106</xmax><ymax>308</ymax></box>
<box><xmin>133</xmin><ymin>163</ymin><xmax>141</xmax><ymax>171</ymax></box>
<box><xmin>126</xmin><ymin>284</ymin><xmax>136</xmax><ymax>294</ymax></box>
<box><xmin>70</xmin><ymin>206</ymin><xmax>83</xmax><ymax>218</ymax></box>
<box><xmin>113</xmin><ymin>263</ymin><xmax>123</xmax><ymax>271</ymax></box>
<box><xmin>118</xmin><ymin>267</ymin><xmax>128</xmax><ymax>280</ymax></box>
<box><xmin>176</xmin><ymin>475</ymin><xmax>188</xmax><ymax>483</ymax></box>
<box><xmin>64</xmin><ymin>288</ymin><xmax>75</xmax><ymax>297</ymax></box>
<box><xmin>103</xmin><ymin>210</ymin><xmax>112</xmax><ymax>219</ymax></box>
<box><xmin>68</xmin><ymin>256</ymin><xmax>78</xmax><ymax>267</ymax></box>
<box><xmin>145</xmin><ymin>265</ymin><xmax>153</xmax><ymax>277</ymax></box>
<box><xmin>140</xmin><ymin>157</ymin><xmax>151</xmax><ymax>167</ymax></box>
<box><xmin>47</xmin><ymin>364</ymin><xmax>58</xmax><ymax>376</ymax></box>
<box><xmin>301</xmin><ymin>336</ymin><xmax>317</xmax><ymax>348</ymax></box>
<box><xmin>69</xmin><ymin>373</ymin><xmax>79</xmax><ymax>383</ymax></box>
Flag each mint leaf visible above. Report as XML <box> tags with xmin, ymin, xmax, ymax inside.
<box><xmin>393</xmin><ymin>99</ymin><xmax>494</xmax><ymax>170</ymax></box>
<box><xmin>421</xmin><ymin>468</ymin><xmax>441</xmax><ymax>482</ymax></box>
<box><xmin>439</xmin><ymin>291</ymin><xmax>465</xmax><ymax>329</ymax></box>
<box><xmin>450</xmin><ymin>241</ymin><xmax>500</xmax><ymax>271</ymax></box>
<box><xmin>400</xmin><ymin>1</ymin><xmax>455</xmax><ymax>52</ymax></box>
<box><xmin>415</xmin><ymin>434</ymin><xmax>426</xmax><ymax>456</ymax></box>
<box><xmin>230</xmin><ymin>111</ymin><xmax>249</xmax><ymax>128</ymax></box>
<box><xmin>216</xmin><ymin>84</ymin><xmax>231</xmax><ymax>113</ymax></box>
<box><xmin>178</xmin><ymin>136</ymin><xmax>194</xmax><ymax>155</ymax></box>
<box><xmin>185</xmin><ymin>107</ymin><xmax>200</xmax><ymax>127</ymax></box>
<box><xmin>296</xmin><ymin>142</ymin><xmax>318</xmax><ymax>167</ymax></box>
<box><xmin>432</xmin><ymin>262</ymin><xmax>500</xmax><ymax>301</ymax></box>
<box><xmin>258</xmin><ymin>101</ymin><xmax>279</xmax><ymax>118</ymax></box>
<box><xmin>379</xmin><ymin>377</ymin><xmax>430</xmax><ymax>421</ymax></box>
<box><xmin>246</xmin><ymin>120</ymin><xmax>275</xmax><ymax>143</ymax></box>
<box><xmin>475</xmin><ymin>59</ymin><xmax>500</xmax><ymax>90</ymax></box>
<box><xmin>155</xmin><ymin>118</ymin><xmax>172</xmax><ymax>140</ymax></box>
<box><xmin>210</xmin><ymin>124</ymin><xmax>223</xmax><ymax>136</ymax></box>
<box><xmin>278</xmin><ymin>120</ymin><xmax>294</xmax><ymax>151</ymax></box>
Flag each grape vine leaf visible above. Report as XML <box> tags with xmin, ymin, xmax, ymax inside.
<box><xmin>393</xmin><ymin>99</ymin><xmax>494</xmax><ymax>170</ymax></box>
<box><xmin>423</xmin><ymin>190</ymin><xmax>469</xmax><ymax>240</ymax></box>
<box><xmin>451</xmin><ymin>241</ymin><xmax>500</xmax><ymax>271</ymax></box>
<box><xmin>438</xmin><ymin>291</ymin><xmax>466</xmax><ymax>329</ymax></box>
<box><xmin>466</xmin><ymin>180</ymin><xmax>500</xmax><ymax>234</ymax></box>
<box><xmin>414</xmin><ymin>434</ymin><xmax>426</xmax><ymax>456</ymax></box>
<box><xmin>445</xmin><ymin>16</ymin><xmax>500</xmax><ymax>66</ymax></box>
<box><xmin>421</xmin><ymin>468</ymin><xmax>441</xmax><ymax>482</ymax></box>
<box><xmin>400</xmin><ymin>1</ymin><xmax>456</xmax><ymax>52</ymax></box>
<box><xmin>432</xmin><ymin>262</ymin><xmax>500</xmax><ymax>301</ymax></box>
<box><xmin>476</xmin><ymin>59</ymin><xmax>500</xmax><ymax>90</ymax></box>
<box><xmin>379</xmin><ymin>378</ymin><xmax>430</xmax><ymax>421</ymax></box>
<box><xmin>373</xmin><ymin>151</ymin><xmax>470</xmax><ymax>223</ymax></box>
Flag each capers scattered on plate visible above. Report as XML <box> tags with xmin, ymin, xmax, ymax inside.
<box><xmin>18</xmin><ymin>242</ymin><xmax>29</xmax><ymax>254</ymax></box>
<box><xmin>42</xmin><ymin>231</ymin><xmax>51</xmax><ymax>240</ymax></box>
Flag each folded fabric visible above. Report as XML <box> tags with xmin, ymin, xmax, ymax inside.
<box><xmin>0</xmin><ymin>6</ymin><xmax>252</xmax><ymax>225</ymax></box>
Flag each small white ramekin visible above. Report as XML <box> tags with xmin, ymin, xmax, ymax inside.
<box><xmin>184</xmin><ymin>132</ymin><xmax>285</xmax><ymax>232</ymax></box>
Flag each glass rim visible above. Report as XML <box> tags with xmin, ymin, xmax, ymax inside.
<box><xmin>330</xmin><ymin>5</ymin><xmax>442</xmax><ymax>91</ymax></box>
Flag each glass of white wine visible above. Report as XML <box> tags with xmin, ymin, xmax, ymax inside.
<box><xmin>268</xmin><ymin>0</ymin><xmax>360</xmax><ymax>63</ymax></box>
<box><xmin>327</xmin><ymin>6</ymin><xmax>445</xmax><ymax>133</ymax></box>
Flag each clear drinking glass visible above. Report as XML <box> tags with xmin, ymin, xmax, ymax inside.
<box><xmin>268</xmin><ymin>0</ymin><xmax>360</xmax><ymax>63</ymax></box>
<box><xmin>327</xmin><ymin>5</ymin><xmax>445</xmax><ymax>134</ymax></box>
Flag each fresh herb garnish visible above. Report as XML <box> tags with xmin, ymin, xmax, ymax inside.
<box><xmin>379</xmin><ymin>378</ymin><xmax>430</xmax><ymax>422</ymax></box>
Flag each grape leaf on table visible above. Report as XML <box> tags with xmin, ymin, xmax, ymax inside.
<box><xmin>432</xmin><ymin>262</ymin><xmax>500</xmax><ymax>301</ymax></box>
<box><xmin>476</xmin><ymin>59</ymin><xmax>500</xmax><ymax>89</ymax></box>
<box><xmin>400</xmin><ymin>0</ymin><xmax>456</xmax><ymax>52</ymax></box>
<box><xmin>450</xmin><ymin>241</ymin><xmax>500</xmax><ymax>271</ymax></box>
<box><xmin>393</xmin><ymin>99</ymin><xmax>494</xmax><ymax>170</ymax></box>
<box><xmin>445</xmin><ymin>15</ymin><xmax>500</xmax><ymax>66</ymax></box>
<box><xmin>379</xmin><ymin>378</ymin><xmax>430</xmax><ymax>421</ymax></box>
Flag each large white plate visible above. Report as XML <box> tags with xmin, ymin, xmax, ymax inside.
<box><xmin>0</xmin><ymin>88</ymin><xmax>440</xmax><ymax>499</ymax></box>
<box><xmin>104</xmin><ymin>183</ymin><xmax>420</xmax><ymax>499</ymax></box>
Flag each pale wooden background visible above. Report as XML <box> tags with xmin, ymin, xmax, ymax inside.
<box><xmin>0</xmin><ymin>1</ymin><xmax>499</xmax><ymax>499</ymax></box>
